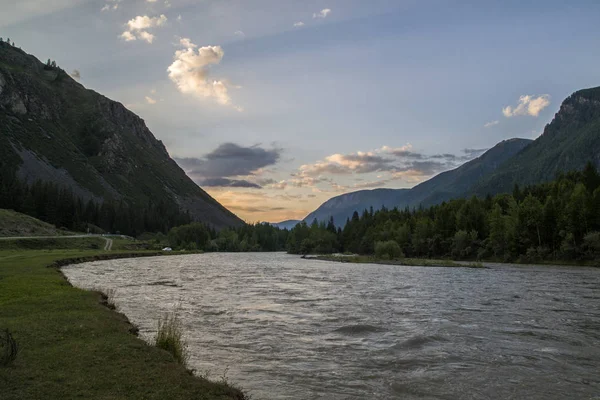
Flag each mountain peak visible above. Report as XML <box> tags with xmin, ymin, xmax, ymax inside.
<box><xmin>0</xmin><ymin>43</ymin><xmax>243</xmax><ymax>228</ymax></box>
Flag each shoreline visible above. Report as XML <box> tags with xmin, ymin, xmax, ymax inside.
<box><xmin>308</xmin><ymin>254</ymin><xmax>486</xmax><ymax>268</ymax></box>
<box><xmin>0</xmin><ymin>249</ymin><xmax>247</xmax><ymax>400</ymax></box>
<box><xmin>305</xmin><ymin>254</ymin><xmax>597</xmax><ymax>269</ymax></box>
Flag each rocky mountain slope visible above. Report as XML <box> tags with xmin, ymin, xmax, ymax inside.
<box><xmin>304</xmin><ymin>139</ymin><xmax>532</xmax><ymax>226</ymax></box>
<box><xmin>305</xmin><ymin>85</ymin><xmax>600</xmax><ymax>227</ymax></box>
<box><xmin>471</xmin><ymin>86</ymin><xmax>600</xmax><ymax>195</ymax></box>
<box><xmin>0</xmin><ymin>42</ymin><xmax>242</xmax><ymax>228</ymax></box>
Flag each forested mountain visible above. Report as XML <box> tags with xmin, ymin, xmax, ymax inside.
<box><xmin>286</xmin><ymin>164</ymin><xmax>600</xmax><ymax>263</ymax></box>
<box><xmin>472</xmin><ymin>86</ymin><xmax>600</xmax><ymax>196</ymax></box>
<box><xmin>0</xmin><ymin>41</ymin><xmax>242</xmax><ymax>229</ymax></box>
<box><xmin>304</xmin><ymin>139</ymin><xmax>532</xmax><ymax>227</ymax></box>
<box><xmin>303</xmin><ymin>188</ymin><xmax>410</xmax><ymax>229</ymax></box>
<box><xmin>165</xmin><ymin>164</ymin><xmax>600</xmax><ymax>264</ymax></box>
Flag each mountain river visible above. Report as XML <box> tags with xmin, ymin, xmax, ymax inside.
<box><xmin>62</xmin><ymin>253</ymin><xmax>600</xmax><ymax>399</ymax></box>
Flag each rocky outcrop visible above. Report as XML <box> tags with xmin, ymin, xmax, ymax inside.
<box><xmin>0</xmin><ymin>41</ymin><xmax>243</xmax><ymax>228</ymax></box>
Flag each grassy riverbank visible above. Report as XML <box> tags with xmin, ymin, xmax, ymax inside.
<box><xmin>0</xmin><ymin>249</ymin><xmax>246</xmax><ymax>400</ymax></box>
<box><xmin>312</xmin><ymin>254</ymin><xmax>485</xmax><ymax>268</ymax></box>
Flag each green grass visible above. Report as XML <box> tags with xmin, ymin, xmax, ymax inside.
<box><xmin>0</xmin><ymin>209</ymin><xmax>74</xmax><ymax>237</ymax></box>
<box><xmin>0</xmin><ymin>249</ymin><xmax>248</xmax><ymax>400</ymax></box>
<box><xmin>155</xmin><ymin>313</ymin><xmax>190</xmax><ymax>367</ymax></box>
<box><xmin>314</xmin><ymin>254</ymin><xmax>486</xmax><ymax>268</ymax></box>
<box><xmin>0</xmin><ymin>237</ymin><xmax>106</xmax><ymax>251</ymax></box>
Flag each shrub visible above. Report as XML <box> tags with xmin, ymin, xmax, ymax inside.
<box><xmin>0</xmin><ymin>329</ymin><xmax>19</xmax><ymax>366</ymax></box>
<box><xmin>374</xmin><ymin>240</ymin><xmax>404</xmax><ymax>260</ymax></box>
<box><xmin>155</xmin><ymin>314</ymin><xmax>189</xmax><ymax>366</ymax></box>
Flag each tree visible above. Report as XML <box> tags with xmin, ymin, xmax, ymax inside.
<box><xmin>374</xmin><ymin>240</ymin><xmax>403</xmax><ymax>260</ymax></box>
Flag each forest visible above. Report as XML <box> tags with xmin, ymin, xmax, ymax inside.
<box><xmin>0</xmin><ymin>169</ymin><xmax>192</xmax><ymax>235</ymax></box>
<box><xmin>169</xmin><ymin>163</ymin><xmax>600</xmax><ymax>263</ymax></box>
<box><xmin>2</xmin><ymin>161</ymin><xmax>600</xmax><ymax>263</ymax></box>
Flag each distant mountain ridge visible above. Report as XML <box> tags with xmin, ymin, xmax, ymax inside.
<box><xmin>269</xmin><ymin>220</ymin><xmax>301</xmax><ymax>230</ymax></box>
<box><xmin>0</xmin><ymin>42</ymin><xmax>242</xmax><ymax>228</ymax></box>
<box><xmin>305</xmin><ymin>85</ymin><xmax>600</xmax><ymax>227</ymax></box>
<box><xmin>303</xmin><ymin>138</ymin><xmax>531</xmax><ymax>226</ymax></box>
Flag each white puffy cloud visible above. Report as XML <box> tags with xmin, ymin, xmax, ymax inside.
<box><xmin>293</xmin><ymin>21</ymin><xmax>305</xmax><ymax>27</ymax></box>
<box><xmin>178</xmin><ymin>37</ymin><xmax>197</xmax><ymax>48</ymax></box>
<box><xmin>120</xmin><ymin>31</ymin><xmax>136</xmax><ymax>41</ymax></box>
<box><xmin>121</xmin><ymin>14</ymin><xmax>167</xmax><ymax>44</ymax></box>
<box><xmin>313</xmin><ymin>8</ymin><xmax>331</xmax><ymax>19</ymax></box>
<box><xmin>168</xmin><ymin>39</ymin><xmax>239</xmax><ymax>108</ymax></box>
<box><xmin>502</xmin><ymin>94</ymin><xmax>550</xmax><ymax>118</ymax></box>
<box><xmin>145</xmin><ymin>96</ymin><xmax>157</xmax><ymax>104</ymax></box>
<box><xmin>126</xmin><ymin>14</ymin><xmax>167</xmax><ymax>31</ymax></box>
<box><xmin>484</xmin><ymin>120</ymin><xmax>499</xmax><ymax>128</ymax></box>
<box><xmin>138</xmin><ymin>31</ymin><xmax>155</xmax><ymax>43</ymax></box>
<box><xmin>234</xmin><ymin>30</ymin><xmax>245</xmax><ymax>38</ymax></box>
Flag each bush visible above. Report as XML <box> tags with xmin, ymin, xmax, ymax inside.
<box><xmin>374</xmin><ymin>240</ymin><xmax>404</xmax><ymax>260</ymax></box>
<box><xmin>155</xmin><ymin>314</ymin><xmax>189</xmax><ymax>366</ymax></box>
<box><xmin>0</xmin><ymin>329</ymin><xmax>19</xmax><ymax>366</ymax></box>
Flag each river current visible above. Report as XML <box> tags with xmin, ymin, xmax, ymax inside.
<box><xmin>62</xmin><ymin>253</ymin><xmax>600</xmax><ymax>399</ymax></box>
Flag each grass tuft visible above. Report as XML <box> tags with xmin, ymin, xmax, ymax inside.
<box><xmin>0</xmin><ymin>329</ymin><xmax>19</xmax><ymax>366</ymax></box>
<box><xmin>155</xmin><ymin>313</ymin><xmax>189</xmax><ymax>367</ymax></box>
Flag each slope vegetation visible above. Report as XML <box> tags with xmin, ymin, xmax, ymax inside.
<box><xmin>472</xmin><ymin>86</ymin><xmax>600</xmax><ymax>195</ymax></box>
<box><xmin>0</xmin><ymin>208</ymin><xmax>70</xmax><ymax>237</ymax></box>
<box><xmin>304</xmin><ymin>139</ymin><xmax>531</xmax><ymax>226</ymax></box>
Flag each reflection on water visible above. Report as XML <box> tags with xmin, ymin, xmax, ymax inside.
<box><xmin>63</xmin><ymin>253</ymin><xmax>600</xmax><ymax>399</ymax></box>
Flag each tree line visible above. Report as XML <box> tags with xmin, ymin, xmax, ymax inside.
<box><xmin>284</xmin><ymin>163</ymin><xmax>600</xmax><ymax>263</ymax></box>
<box><xmin>0</xmin><ymin>169</ymin><xmax>191</xmax><ymax>236</ymax></box>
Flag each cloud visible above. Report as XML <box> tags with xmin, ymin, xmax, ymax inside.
<box><xmin>289</xmin><ymin>143</ymin><xmax>491</xmax><ymax>191</ymax></box>
<box><xmin>138</xmin><ymin>31</ymin><xmax>155</xmax><ymax>43</ymax></box>
<box><xmin>101</xmin><ymin>0</ymin><xmax>121</xmax><ymax>12</ymax></box>
<box><xmin>484</xmin><ymin>120</ymin><xmax>499</xmax><ymax>128</ymax></box>
<box><xmin>121</xmin><ymin>14</ymin><xmax>167</xmax><ymax>44</ymax></box>
<box><xmin>120</xmin><ymin>31</ymin><xmax>136</xmax><ymax>41</ymax></box>
<box><xmin>145</xmin><ymin>96</ymin><xmax>157</xmax><ymax>104</ymax></box>
<box><xmin>313</xmin><ymin>8</ymin><xmax>332</xmax><ymax>19</ymax></box>
<box><xmin>174</xmin><ymin>143</ymin><xmax>282</xmax><ymax>188</ymax></box>
<box><xmin>126</xmin><ymin>14</ymin><xmax>167</xmax><ymax>30</ymax></box>
<box><xmin>178</xmin><ymin>37</ymin><xmax>197</xmax><ymax>48</ymax></box>
<box><xmin>168</xmin><ymin>40</ymin><xmax>238</xmax><ymax>108</ymax></box>
<box><xmin>502</xmin><ymin>94</ymin><xmax>550</xmax><ymax>118</ymax></box>
<box><xmin>293</xmin><ymin>21</ymin><xmax>305</xmax><ymax>27</ymax></box>
<box><xmin>200</xmin><ymin>178</ymin><xmax>261</xmax><ymax>188</ymax></box>
<box><xmin>234</xmin><ymin>30</ymin><xmax>245</xmax><ymax>38</ymax></box>
<box><xmin>177</xmin><ymin>15</ymin><xmax>182</xmax><ymax>22</ymax></box>
<box><xmin>70</xmin><ymin>69</ymin><xmax>81</xmax><ymax>80</ymax></box>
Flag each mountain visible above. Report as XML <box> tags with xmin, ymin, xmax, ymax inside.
<box><xmin>304</xmin><ymin>138</ymin><xmax>532</xmax><ymax>226</ymax></box>
<box><xmin>303</xmin><ymin>188</ymin><xmax>409</xmax><ymax>227</ymax></box>
<box><xmin>471</xmin><ymin>86</ymin><xmax>600</xmax><ymax>195</ymax></box>
<box><xmin>269</xmin><ymin>220</ymin><xmax>301</xmax><ymax>230</ymax></box>
<box><xmin>0</xmin><ymin>42</ymin><xmax>242</xmax><ymax>229</ymax></box>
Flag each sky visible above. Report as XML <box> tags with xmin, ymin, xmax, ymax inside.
<box><xmin>2</xmin><ymin>0</ymin><xmax>600</xmax><ymax>223</ymax></box>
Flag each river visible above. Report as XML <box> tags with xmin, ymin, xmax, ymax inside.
<box><xmin>62</xmin><ymin>253</ymin><xmax>600</xmax><ymax>399</ymax></box>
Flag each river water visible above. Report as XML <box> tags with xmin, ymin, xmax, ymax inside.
<box><xmin>62</xmin><ymin>253</ymin><xmax>600</xmax><ymax>399</ymax></box>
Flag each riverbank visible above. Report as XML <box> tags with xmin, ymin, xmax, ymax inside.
<box><xmin>309</xmin><ymin>254</ymin><xmax>486</xmax><ymax>268</ymax></box>
<box><xmin>308</xmin><ymin>254</ymin><xmax>598</xmax><ymax>269</ymax></box>
<box><xmin>0</xmin><ymin>249</ymin><xmax>247</xmax><ymax>400</ymax></box>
